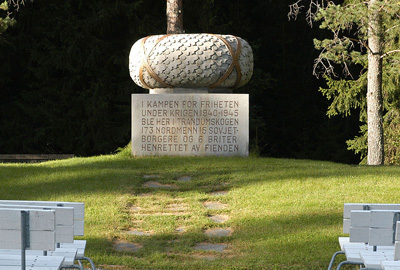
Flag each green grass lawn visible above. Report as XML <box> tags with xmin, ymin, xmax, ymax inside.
<box><xmin>1</xmin><ymin>148</ymin><xmax>400</xmax><ymax>269</ymax></box>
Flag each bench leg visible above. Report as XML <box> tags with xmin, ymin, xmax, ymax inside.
<box><xmin>77</xmin><ymin>256</ymin><xmax>96</xmax><ymax>270</ymax></box>
<box><xmin>336</xmin><ymin>261</ymin><xmax>364</xmax><ymax>270</ymax></box>
<box><xmin>328</xmin><ymin>251</ymin><xmax>345</xmax><ymax>270</ymax></box>
<box><xmin>60</xmin><ymin>265</ymin><xmax>84</xmax><ymax>270</ymax></box>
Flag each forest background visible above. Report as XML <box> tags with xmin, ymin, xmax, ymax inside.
<box><xmin>0</xmin><ymin>0</ymin><xmax>363</xmax><ymax>164</ymax></box>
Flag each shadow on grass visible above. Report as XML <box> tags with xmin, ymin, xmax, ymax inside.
<box><xmin>1</xmin><ymin>155</ymin><xmax>400</xmax><ymax>200</ymax></box>
<box><xmin>95</xmin><ymin>210</ymin><xmax>344</xmax><ymax>269</ymax></box>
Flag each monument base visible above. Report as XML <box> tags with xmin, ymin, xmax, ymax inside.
<box><xmin>132</xmin><ymin>93</ymin><xmax>249</xmax><ymax>157</ymax></box>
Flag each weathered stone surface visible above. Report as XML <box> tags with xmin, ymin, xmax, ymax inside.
<box><xmin>209</xmin><ymin>191</ymin><xmax>228</xmax><ymax>197</ymax></box>
<box><xmin>126</xmin><ymin>230</ymin><xmax>151</xmax><ymax>236</ymax></box>
<box><xmin>166</xmin><ymin>203</ymin><xmax>188</xmax><ymax>212</ymax></box>
<box><xmin>132</xmin><ymin>94</ymin><xmax>249</xmax><ymax>157</ymax></box>
<box><xmin>142</xmin><ymin>175</ymin><xmax>159</xmax><ymax>179</ymax></box>
<box><xmin>114</xmin><ymin>242</ymin><xmax>143</xmax><ymax>252</ymax></box>
<box><xmin>177</xmin><ymin>176</ymin><xmax>192</xmax><ymax>182</ymax></box>
<box><xmin>204</xmin><ymin>228</ymin><xmax>233</xmax><ymax>237</ymax></box>
<box><xmin>129</xmin><ymin>34</ymin><xmax>253</xmax><ymax>90</ymax></box>
<box><xmin>130</xmin><ymin>206</ymin><xmax>142</xmax><ymax>212</ymax></box>
<box><xmin>175</xmin><ymin>226</ymin><xmax>186</xmax><ymax>233</ymax></box>
<box><xmin>142</xmin><ymin>181</ymin><xmax>177</xmax><ymax>189</ymax></box>
<box><xmin>203</xmin><ymin>202</ymin><xmax>228</xmax><ymax>210</ymax></box>
<box><xmin>193</xmin><ymin>243</ymin><xmax>228</xmax><ymax>252</ymax></box>
<box><xmin>208</xmin><ymin>214</ymin><xmax>229</xmax><ymax>223</ymax></box>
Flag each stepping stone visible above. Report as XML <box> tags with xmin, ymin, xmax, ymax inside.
<box><xmin>138</xmin><ymin>212</ymin><xmax>188</xmax><ymax>216</ymax></box>
<box><xmin>204</xmin><ymin>228</ymin><xmax>233</xmax><ymax>237</ymax></box>
<box><xmin>167</xmin><ymin>203</ymin><xmax>188</xmax><ymax>211</ymax></box>
<box><xmin>130</xmin><ymin>206</ymin><xmax>142</xmax><ymax>212</ymax></box>
<box><xmin>142</xmin><ymin>181</ymin><xmax>176</xmax><ymax>189</ymax></box>
<box><xmin>203</xmin><ymin>201</ymin><xmax>228</xmax><ymax>210</ymax></box>
<box><xmin>208</xmin><ymin>214</ymin><xmax>229</xmax><ymax>223</ymax></box>
<box><xmin>209</xmin><ymin>191</ymin><xmax>228</xmax><ymax>197</ymax></box>
<box><xmin>177</xmin><ymin>176</ymin><xmax>192</xmax><ymax>182</ymax></box>
<box><xmin>114</xmin><ymin>242</ymin><xmax>142</xmax><ymax>252</ymax></box>
<box><xmin>193</xmin><ymin>243</ymin><xmax>228</xmax><ymax>252</ymax></box>
<box><xmin>126</xmin><ymin>229</ymin><xmax>150</xmax><ymax>236</ymax></box>
<box><xmin>175</xmin><ymin>226</ymin><xmax>186</xmax><ymax>233</ymax></box>
<box><xmin>143</xmin><ymin>175</ymin><xmax>159</xmax><ymax>179</ymax></box>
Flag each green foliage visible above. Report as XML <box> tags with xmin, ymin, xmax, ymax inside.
<box><xmin>310</xmin><ymin>0</ymin><xmax>400</xmax><ymax>164</ymax></box>
<box><xmin>319</xmin><ymin>74</ymin><xmax>366</xmax><ymax>118</ymax></box>
<box><xmin>0</xmin><ymin>1</ymin><xmax>15</xmax><ymax>34</ymax></box>
<box><xmin>384</xmin><ymin>110</ymin><xmax>400</xmax><ymax>165</ymax></box>
<box><xmin>346</xmin><ymin>124</ymin><xmax>368</xmax><ymax>163</ymax></box>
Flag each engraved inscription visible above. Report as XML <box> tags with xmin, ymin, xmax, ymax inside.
<box><xmin>132</xmin><ymin>94</ymin><xmax>249</xmax><ymax>156</ymax></box>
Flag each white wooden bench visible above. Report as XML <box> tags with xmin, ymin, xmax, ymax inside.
<box><xmin>356</xmin><ymin>219</ymin><xmax>400</xmax><ymax>270</ymax></box>
<box><xmin>337</xmin><ymin>210</ymin><xmax>400</xmax><ymax>269</ymax></box>
<box><xmin>0</xmin><ymin>208</ymin><xmax>65</xmax><ymax>270</ymax></box>
<box><xmin>0</xmin><ymin>204</ymin><xmax>79</xmax><ymax>269</ymax></box>
<box><xmin>328</xmin><ymin>203</ymin><xmax>400</xmax><ymax>270</ymax></box>
<box><xmin>0</xmin><ymin>201</ymin><xmax>95</xmax><ymax>270</ymax></box>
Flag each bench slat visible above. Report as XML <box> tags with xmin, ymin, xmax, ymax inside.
<box><xmin>0</xmin><ymin>209</ymin><xmax>55</xmax><ymax>231</ymax></box>
<box><xmin>0</xmin><ymin>230</ymin><xmax>56</xmax><ymax>251</ymax></box>
<box><xmin>0</xmin><ymin>248</ymin><xmax>77</xmax><ymax>266</ymax></box>
<box><xmin>0</xmin><ymin>254</ymin><xmax>64</xmax><ymax>266</ymax></box>
<box><xmin>0</xmin><ymin>267</ymin><xmax>61</xmax><ymax>270</ymax></box>
<box><xmin>0</xmin><ymin>205</ymin><xmax>73</xmax><ymax>226</ymax></box>
<box><xmin>0</xmin><ymin>208</ymin><xmax>56</xmax><ymax>251</ymax></box>
<box><xmin>0</xmin><ymin>205</ymin><xmax>74</xmax><ymax>243</ymax></box>
<box><xmin>0</xmin><ymin>201</ymin><xmax>84</xmax><ymax>236</ymax></box>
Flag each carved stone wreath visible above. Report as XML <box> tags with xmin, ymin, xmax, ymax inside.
<box><xmin>129</xmin><ymin>33</ymin><xmax>253</xmax><ymax>90</ymax></box>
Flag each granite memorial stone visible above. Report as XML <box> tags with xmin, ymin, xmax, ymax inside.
<box><xmin>129</xmin><ymin>33</ymin><xmax>253</xmax><ymax>157</ymax></box>
<box><xmin>132</xmin><ymin>94</ymin><xmax>248</xmax><ymax>156</ymax></box>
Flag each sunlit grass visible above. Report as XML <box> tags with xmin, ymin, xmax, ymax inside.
<box><xmin>1</xmin><ymin>150</ymin><xmax>400</xmax><ymax>269</ymax></box>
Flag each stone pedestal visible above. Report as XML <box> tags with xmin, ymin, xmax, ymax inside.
<box><xmin>132</xmin><ymin>94</ymin><xmax>249</xmax><ymax>156</ymax></box>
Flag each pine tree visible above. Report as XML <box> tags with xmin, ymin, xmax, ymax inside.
<box><xmin>289</xmin><ymin>0</ymin><xmax>400</xmax><ymax>165</ymax></box>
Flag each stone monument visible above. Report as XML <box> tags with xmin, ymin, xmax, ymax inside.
<box><xmin>129</xmin><ymin>33</ymin><xmax>253</xmax><ymax>156</ymax></box>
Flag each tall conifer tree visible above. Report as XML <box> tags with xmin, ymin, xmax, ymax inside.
<box><xmin>289</xmin><ymin>0</ymin><xmax>400</xmax><ymax>165</ymax></box>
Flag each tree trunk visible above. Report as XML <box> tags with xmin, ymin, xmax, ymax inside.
<box><xmin>166</xmin><ymin>0</ymin><xmax>184</xmax><ymax>34</ymax></box>
<box><xmin>367</xmin><ymin>0</ymin><xmax>384</xmax><ymax>165</ymax></box>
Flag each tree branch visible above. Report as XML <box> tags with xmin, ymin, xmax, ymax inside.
<box><xmin>7</xmin><ymin>0</ymin><xmax>27</xmax><ymax>11</ymax></box>
<box><xmin>288</xmin><ymin>0</ymin><xmax>330</xmax><ymax>26</ymax></box>
<box><xmin>288</xmin><ymin>0</ymin><xmax>304</xmax><ymax>21</ymax></box>
<box><xmin>381</xmin><ymin>49</ymin><xmax>400</xmax><ymax>58</ymax></box>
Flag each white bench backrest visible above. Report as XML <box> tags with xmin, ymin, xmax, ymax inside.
<box><xmin>0</xmin><ymin>208</ymin><xmax>56</xmax><ymax>251</ymax></box>
<box><xmin>0</xmin><ymin>200</ymin><xmax>84</xmax><ymax>236</ymax></box>
<box><xmin>343</xmin><ymin>203</ymin><xmax>400</xmax><ymax>234</ymax></box>
<box><xmin>369</xmin><ymin>210</ymin><xmax>400</xmax><ymax>246</ymax></box>
<box><xmin>0</xmin><ymin>204</ymin><xmax>74</xmax><ymax>243</ymax></box>
<box><xmin>394</xmin><ymin>222</ymin><xmax>400</xmax><ymax>260</ymax></box>
<box><xmin>349</xmin><ymin>210</ymin><xmax>371</xmax><ymax>242</ymax></box>
<box><xmin>350</xmin><ymin>209</ymin><xmax>400</xmax><ymax>246</ymax></box>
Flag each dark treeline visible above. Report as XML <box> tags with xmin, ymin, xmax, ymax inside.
<box><xmin>0</xmin><ymin>0</ymin><xmax>361</xmax><ymax>163</ymax></box>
